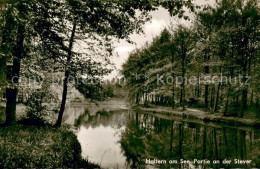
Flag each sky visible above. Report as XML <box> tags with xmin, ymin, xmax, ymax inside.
<box><xmin>109</xmin><ymin>7</ymin><xmax>171</xmax><ymax>78</ymax></box>
<box><xmin>109</xmin><ymin>0</ymin><xmax>216</xmax><ymax>79</ymax></box>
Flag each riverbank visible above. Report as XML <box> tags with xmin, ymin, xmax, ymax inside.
<box><xmin>0</xmin><ymin>125</ymin><xmax>99</xmax><ymax>168</ymax></box>
<box><xmin>134</xmin><ymin>105</ymin><xmax>260</xmax><ymax>128</ymax></box>
<box><xmin>0</xmin><ymin>106</ymin><xmax>99</xmax><ymax>168</ymax></box>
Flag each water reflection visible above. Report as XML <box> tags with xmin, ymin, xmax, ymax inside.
<box><xmin>121</xmin><ymin>113</ymin><xmax>259</xmax><ymax>168</ymax></box>
<box><xmin>76</xmin><ymin>109</ymin><xmax>130</xmax><ymax>169</ymax></box>
<box><xmin>72</xmin><ymin>105</ymin><xmax>259</xmax><ymax>169</ymax></box>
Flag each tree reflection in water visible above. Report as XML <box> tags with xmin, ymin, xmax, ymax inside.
<box><xmin>74</xmin><ymin>108</ymin><xmax>259</xmax><ymax>168</ymax></box>
<box><xmin>120</xmin><ymin>113</ymin><xmax>259</xmax><ymax>168</ymax></box>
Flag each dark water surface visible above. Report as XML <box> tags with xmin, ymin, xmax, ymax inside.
<box><xmin>64</xmin><ymin>101</ymin><xmax>259</xmax><ymax>169</ymax></box>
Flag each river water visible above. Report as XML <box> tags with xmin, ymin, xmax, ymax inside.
<box><xmin>64</xmin><ymin>100</ymin><xmax>259</xmax><ymax>169</ymax></box>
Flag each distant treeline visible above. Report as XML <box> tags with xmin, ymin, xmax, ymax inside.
<box><xmin>123</xmin><ymin>0</ymin><xmax>260</xmax><ymax>118</ymax></box>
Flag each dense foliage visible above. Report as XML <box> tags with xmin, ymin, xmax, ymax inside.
<box><xmin>76</xmin><ymin>78</ymin><xmax>115</xmax><ymax>101</ymax></box>
<box><xmin>123</xmin><ymin>0</ymin><xmax>260</xmax><ymax>117</ymax></box>
<box><xmin>0</xmin><ymin>0</ymin><xmax>195</xmax><ymax>126</ymax></box>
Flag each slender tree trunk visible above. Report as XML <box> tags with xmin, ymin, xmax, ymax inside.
<box><xmin>250</xmin><ymin>91</ymin><xmax>254</xmax><ymax>106</ymax></box>
<box><xmin>210</xmin><ymin>86</ymin><xmax>215</xmax><ymax>109</ymax></box>
<box><xmin>172</xmin><ymin>87</ymin><xmax>175</xmax><ymax>108</ymax></box>
<box><xmin>214</xmin><ymin>82</ymin><xmax>221</xmax><ymax>112</ymax></box>
<box><xmin>144</xmin><ymin>92</ymin><xmax>148</xmax><ymax>107</ymax></box>
<box><xmin>180</xmin><ymin>52</ymin><xmax>186</xmax><ymax>110</ymax></box>
<box><xmin>241</xmin><ymin>85</ymin><xmax>247</xmax><ymax>117</ymax></box>
<box><xmin>224</xmin><ymin>87</ymin><xmax>231</xmax><ymax>116</ymax></box>
<box><xmin>135</xmin><ymin>113</ymin><xmax>139</xmax><ymax>127</ymax></box>
<box><xmin>182</xmin><ymin>84</ymin><xmax>185</xmax><ymax>111</ymax></box>
<box><xmin>5</xmin><ymin>24</ymin><xmax>25</xmax><ymax>125</ymax></box>
<box><xmin>180</xmin><ymin>88</ymin><xmax>183</xmax><ymax>107</ymax></box>
<box><xmin>56</xmin><ymin>22</ymin><xmax>77</xmax><ymax>127</ymax></box>
<box><xmin>172</xmin><ymin>83</ymin><xmax>175</xmax><ymax>108</ymax></box>
<box><xmin>205</xmin><ymin>83</ymin><xmax>209</xmax><ymax>108</ymax></box>
<box><xmin>136</xmin><ymin>89</ymin><xmax>140</xmax><ymax>105</ymax></box>
<box><xmin>204</xmin><ymin>52</ymin><xmax>210</xmax><ymax>109</ymax></box>
<box><xmin>171</xmin><ymin>53</ymin><xmax>175</xmax><ymax>109</ymax></box>
<box><xmin>196</xmin><ymin>74</ymin><xmax>200</xmax><ymax>98</ymax></box>
<box><xmin>241</xmin><ymin>34</ymin><xmax>249</xmax><ymax>118</ymax></box>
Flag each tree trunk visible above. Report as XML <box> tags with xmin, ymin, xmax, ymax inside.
<box><xmin>144</xmin><ymin>92</ymin><xmax>148</xmax><ymax>107</ymax></box>
<box><xmin>135</xmin><ymin>113</ymin><xmax>139</xmax><ymax>126</ymax></box>
<box><xmin>172</xmin><ymin>79</ymin><xmax>175</xmax><ymax>108</ymax></box>
<box><xmin>196</xmin><ymin>74</ymin><xmax>200</xmax><ymax>98</ymax></box>
<box><xmin>171</xmin><ymin>53</ymin><xmax>175</xmax><ymax>108</ymax></box>
<box><xmin>180</xmin><ymin>52</ymin><xmax>186</xmax><ymax>110</ymax></box>
<box><xmin>172</xmin><ymin>91</ymin><xmax>175</xmax><ymax>108</ymax></box>
<box><xmin>180</xmin><ymin>88</ymin><xmax>183</xmax><ymax>107</ymax></box>
<box><xmin>210</xmin><ymin>86</ymin><xmax>215</xmax><ymax>109</ymax></box>
<box><xmin>5</xmin><ymin>24</ymin><xmax>25</xmax><ymax>125</ymax></box>
<box><xmin>56</xmin><ymin>70</ymin><xmax>70</xmax><ymax>126</ymax></box>
<box><xmin>204</xmin><ymin>52</ymin><xmax>210</xmax><ymax>109</ymax></box>
<box><xmin>55</xmin><ymin>22</ymin><xmax>77</xmax><ymax>127</ymax></box>
<box><xmin>214</xmin><ymin>82</ymin><xmax>221</xmax><ymax>112</ymax></box>
<box><xmin>205</xmin><ymin>84</ymin><xmax>209</xmax><ymax>109</ymax></box>
<box><xmin>5</xmin><ymin>88</ymin><xmax>17</xmax><ymax>125</ymax></box>
<box><xmin>136</xmin><ymin>90</ymin><xmax>140</xmax><ymax>105</ymax></box>
<box><xmin>250</xmin><ymin>91</ymin><xmax>254</xmax><ymax>106</ymax></box>
<box><xmin>224</xmin><ymin>87</ymin><xmax>231</xmax><ymax>116</ymax></box>
<box><xmin>241</xmin><ymin>85</ymin><xmax>247</xmax><ymax>117</ymax></box>
<box><xmin>240</xmin><ymin>34</ymin><xmax>249</xmax><ymax>118</ymax></box>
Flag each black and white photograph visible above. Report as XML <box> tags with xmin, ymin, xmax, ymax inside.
<box><xmin>0</xmin><ymin>0</ymin><xmax>259</xmax><ymax>168</ymax></box>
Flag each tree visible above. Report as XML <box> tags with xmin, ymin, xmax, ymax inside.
<box><xmin>0</xmin><ymin>0</ymin><xmax>56</xmax><ymax>125</ymax></box>
<box><xmin>0</xmin><ymin>1</ymin><xmax>27</xmax><ymax>125</ymax></box>
<box><xmin>197</xmin><ymin>0</ymin><xmax>260</xmax><ymax>116</ymax></box>
<box><xmin>171</xmin><ymin>26</ymin><xmax>195</xmax><ymax>110</ymax></box>
<box><xmin>34</xmin><ymin>0</ymin><xmax>164</xmax><ymax>126</ymax></box>
<box><xmin>122</xmin><ymin>0</ymin><xmax>260</xmax><ymax>119</ymax></box>
<box><xmin>0</xmin><ymin>0</ymin><xmax>197</xmax><ymax>126</ymax></box>
<box><xmin>122</xmin><ymin>29</ymin><xmax>173</xmax><ymax>106</ymax></box>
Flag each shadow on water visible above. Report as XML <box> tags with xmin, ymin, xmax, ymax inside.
<box><xmin>72</xmin><ymin>105</ymin><xmax>259</xmax><ymax>169</ymax></box>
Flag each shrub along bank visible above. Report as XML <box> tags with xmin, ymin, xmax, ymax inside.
<box><xmin>0</xmin><ymin>125</ymin><xmax>99</xmax><ymax>168</ymax></box>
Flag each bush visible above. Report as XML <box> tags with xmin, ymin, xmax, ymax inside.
<box><xmin>0</xmin><ymin>125</ymin><xmax>99</xmax><ymax>168</ymax></box>
<box><xmin>24</xmin><ymin>92</ymin><xmax>48</xmax><ymax>126</ymax></box>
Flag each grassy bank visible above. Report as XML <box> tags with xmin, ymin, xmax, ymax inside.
<box><xmin>0</xmin><ymin>124</ymin><xmax>99</xmax><ymax>168</ymax></box>
<box><xmin>135</xmin><ymin>105</ymin><xmax>260</xmax><ymax>128</ymax></box>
